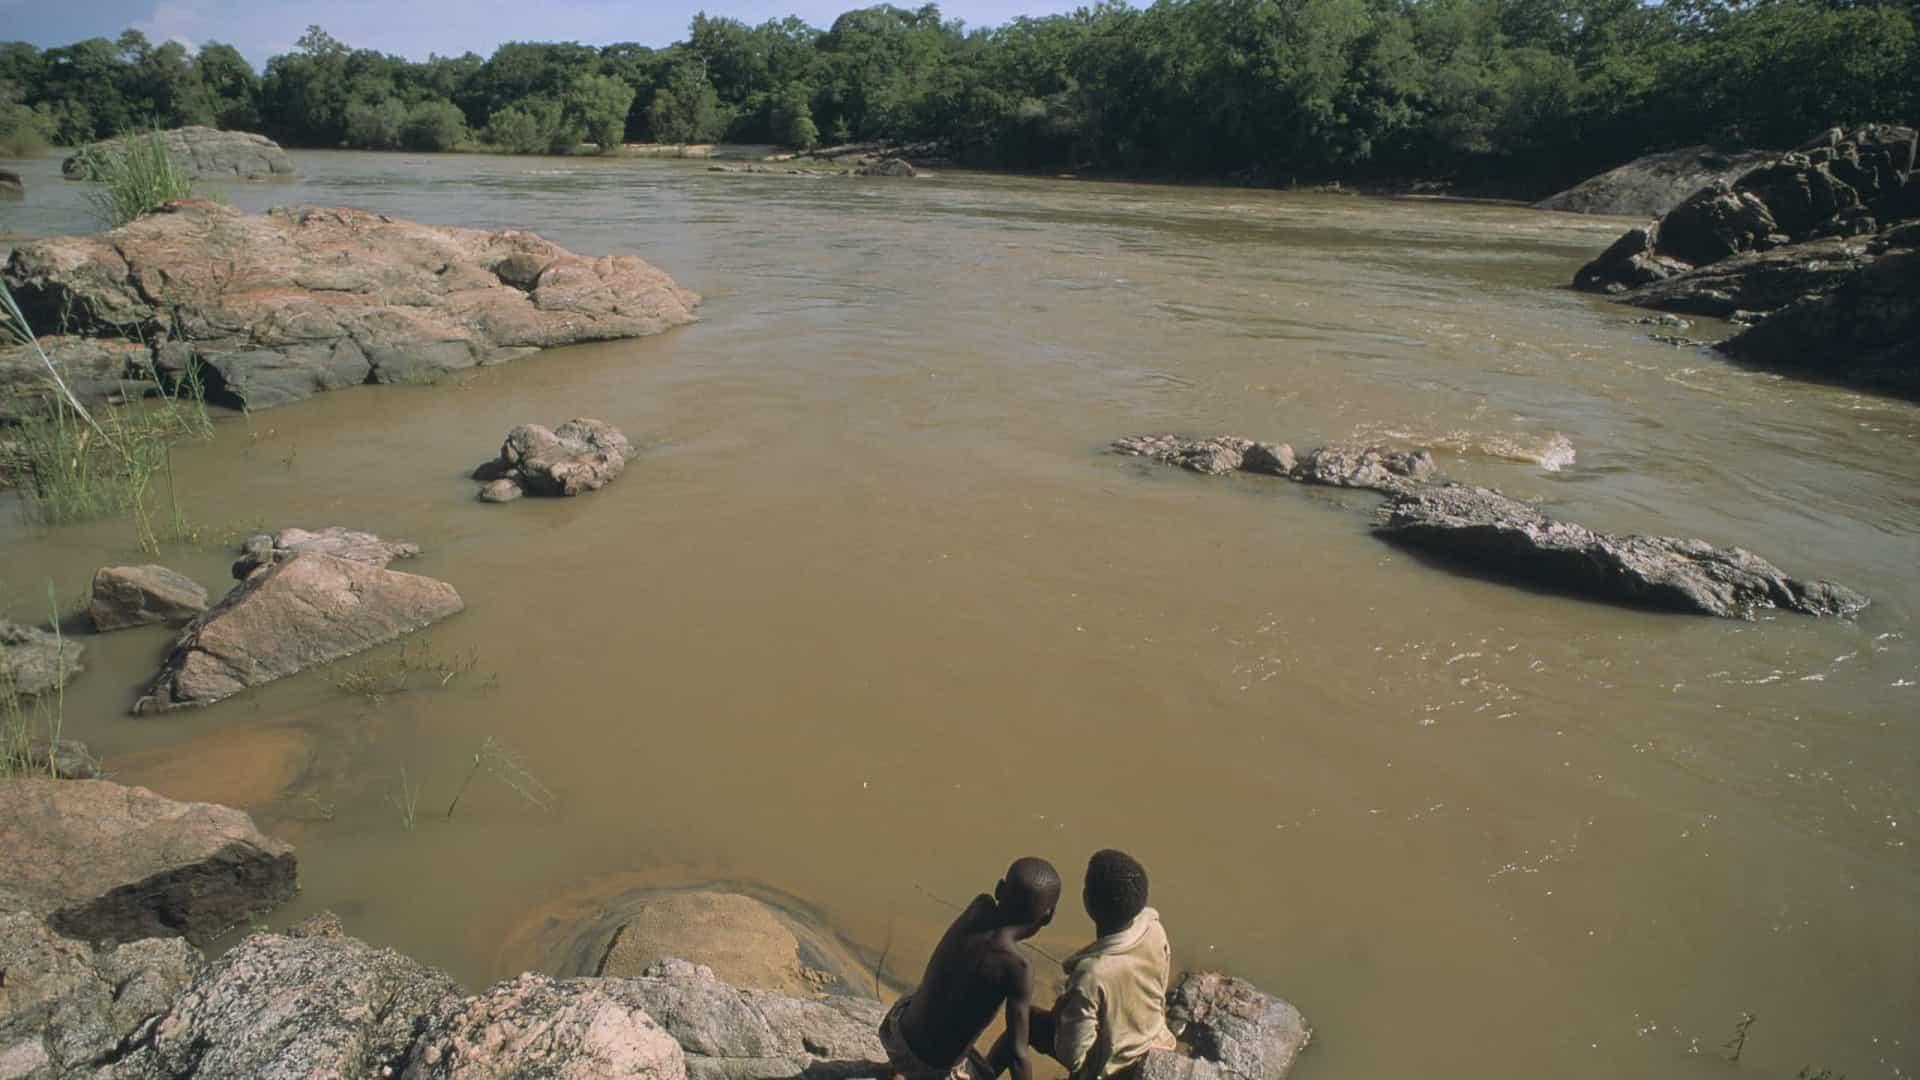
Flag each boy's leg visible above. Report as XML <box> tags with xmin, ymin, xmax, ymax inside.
<box><xmin>984</xmin><ymin>1006</ymin><xmax>1058</xmax><ymax>1080</ymax></box>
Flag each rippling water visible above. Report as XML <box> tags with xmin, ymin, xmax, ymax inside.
<box><xmin>3</xmin><ymin>151</ymin><xmax>1917</xmax><ymax>1079</ymax></box>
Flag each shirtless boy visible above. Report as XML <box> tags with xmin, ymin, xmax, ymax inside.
<box><xmin>987</xmin><ymin>850</ymin><xmax>1177</xmax><ymax>1080</ymax></box>
<box><xmin>879</xmin><ymin>857</ymin><xmax>1062</xmax><ymax>1080</ymax></box>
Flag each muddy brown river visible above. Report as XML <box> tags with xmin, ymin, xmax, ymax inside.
<box><xmin>3</xmin><ymin>151</ymin><xmax>1917</xmax><ymax>1079</ymax></box>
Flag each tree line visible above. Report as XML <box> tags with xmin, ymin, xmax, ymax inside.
<box><xmin>2</xmin><ymin>0</ymin><xmax>1914</xmax><ymax>191</ymax></box>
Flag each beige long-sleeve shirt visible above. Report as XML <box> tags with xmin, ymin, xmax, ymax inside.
<box><xmin>1052</xmin><ymin>908</ymin><xmax>1179</xmax><ymax>1080</ymax></box>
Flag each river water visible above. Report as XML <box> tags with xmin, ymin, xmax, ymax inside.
<box><xmin>3</xmin><ymin>151</ymin><xmax>1917</xmax><ymax>1079</ymax></box>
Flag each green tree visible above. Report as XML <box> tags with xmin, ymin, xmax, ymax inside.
<box><xmin>563</xmin><ymin>72</ymin><xmax>636</xmax><ymax>151</ymax></box>
<box><xmin>647</xmin><ymin>61</ymin><xmax>724</xmax><ymax>143</ymax></box>
<box><xmin>403</xmin><ymin>99</ymin><xmax>468</xmax><ymax>150</ymax></box>
<box><xmin>771</xmin><ymin>83</ymin><xmax>819</xmax><ymax>148</ymax></box>
<box><xmin>343</xmin><ymin>96</ymin><xmax>406</xmax><ymax>149</ymax></box>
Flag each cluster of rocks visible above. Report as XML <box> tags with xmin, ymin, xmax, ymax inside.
<box><xmin>472</xmin><ymin>418</ymin><xmax>635</xmax><ymax>502</ymax></box>
<box><xmin>1111</xmin><ymin>434</ymin><xmax>1866</xmax><ymax>620</ymax></box>
<box><xmin>1</xmin><ymin>199</ymin><xmax>702</xmax><ymax>413</ymax></box>
<box><xmin>61</xmin><ymin>126</ymin><xmax>296</xmax><ymax>182</ymax></box>
<box><xmin>708</xmin><ymin>157</ymin><xmax>919</xmax><ymax>179</ymax></box>
<box><xmin>1571</xmin><ymin>124</ymin><xmax>1918</xmax><ymax>396</ymax></box>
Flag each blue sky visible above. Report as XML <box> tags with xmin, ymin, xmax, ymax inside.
<box><xmin>1</xmin><ymin>0</ymin><xmax>1102</xmax><ymax>69</ymax></box>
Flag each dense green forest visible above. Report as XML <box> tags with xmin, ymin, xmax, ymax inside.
<box><xmin>1</xmin><ymin>0</ymin><xmax>1914</xmax><ymax>190</ymax></box>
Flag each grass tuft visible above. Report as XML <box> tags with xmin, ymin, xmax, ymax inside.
<box><xmin>328</xmin><ymin>636</ymin><xmax>488</xmax><ymax>704</ymax></box>
<box><xmin>72</xmin><ymin>128</ymin><xmax>194</xmax><ymax>229</ymax></box>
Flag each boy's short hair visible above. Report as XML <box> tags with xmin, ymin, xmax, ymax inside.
<box><xmin>1084</xmin><ymin>849</ymin><xmax>1149</xmax><ymax>927</ymax></box>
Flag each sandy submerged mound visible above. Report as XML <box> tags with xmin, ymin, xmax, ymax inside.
<box><xmin>2</xmin><ymin>199</ymin><xmax>702</xmax><ymax>412</ymax></box>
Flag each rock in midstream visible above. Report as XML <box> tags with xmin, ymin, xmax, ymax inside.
<box><xmin>136</xmin><ymin>551</ymin><xmax>463</xmax><ymax>712</ymax></box>
<box><xmin>3</xmin><ymin>200</ymin><xmax>701</xmax><ymax>411</ymax></box>
<box><xmin>230</xmin><ymin>525</ymin><xmax>422</xmax><ymax>580</ymax></box>
<box><xmin>62</xmin><ymin>126</ymin><xmax>295</xmax><ymax>181</ymax></box>
<box><xmin>88</xmin><ymin>565</ymin><xmax>209</xmax><ymax>632</ymax></box>
<box><xmin>0</xmin><ymin>779</ymin><xmax>296</xmax><ymax>947</ymax></box>
<box><xmin>473</xmin><ymin>418</ymin><xmax>636</xmax><ymax>502</ymax></box>
<box><xmin>0</xmin><ymin>620</ymin><xmax>84</xmax><ymax>699</ymax></box>
<box><xmin>1109</xmin><ymin>434</ymin><xmax>1867</xmax><ymax>619</ymax></box>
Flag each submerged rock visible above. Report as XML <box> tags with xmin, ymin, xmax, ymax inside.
<box><xmin>1376</xmin><ymin>483</ymin><xmax>1868</xmax><ymax>619</ymax></box>
<box><xmin>403</xmin><ymin>972</ymin><xmax>688</xmax><ymax>1080</ymax></box>
<box><xmin>21</xmin><ymin>737</ymin><xmax>101</xmax><ymax>779</ymax></box>
<box><xmin>619</xmin><ymin>957</ymin><xmax>888</xmax><ymax>1080</ymax></box>
<box><xmin>62</xmin><ymin>126</ymin><xmax>295</xmax><ymax>181</ymax></box>
<box><xmin>136</xmin><ymin>552</ymin><xmax>463</xmax><ymax>712</ymax></box>
<box><xmin>88</xmin><ymin>565</ymin><xmax>209</xmax><ymax>631</ymax></box>
<box><xmin>854</xmin><ymin>158</ymin><xmax>917</xmax><ymax>177</ymax></box>
<box><xmin>474</xmin><ymin>418</ymin><xmax>636</xmax><ymax>502</ymax></box>
<box><xmin>1535</xmin><ymin>145</ymin><xmax>1779</xmax><ymax>217</ymax></box>
<box><xmin>0</xmin><ymin>910</ymin><xmax>205</xmax><ymax>1078</ymax></box>
<box><xmin>231</xmin><ymin>525</ymin><xmax>422</xmax><ymax>579</ymax></box>
<box><xmin>1165</xmin><ymin>971</ymin><xmax>1312</xmax><ymax>1080</ymax></box>
<box><xmin>0</xmin><ymin>779</ymin><xmax>296</xmax><ymax>946</ymax></box>
<box><xmin>4</xmin><ymin>201</ymin><xmax>701</xmax><ymax>411</ymax></box>
<box><xmin>1109</xmin><ymin>434</ymin><xmax>1294</xmax><ymax>478</ymax></box>
<box><xmin>0</xmin><ymin>620</ymin><xmax>84</xmax><ymax>699</ymax></box>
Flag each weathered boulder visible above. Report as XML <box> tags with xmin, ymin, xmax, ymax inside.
<box><xmin>88</xmin><ymin>565</ymin><xmax>209</xmax><ymax>631</ymax></box>
<box><xmin>4</xmin><ymin>200</ymin><xmax>701</xmax><ymax>411</ymax></box>
<box><xmin>1375</xmin><ymin>483</ymin><xmax>1869</xmax><ymax>619</ymax></box>
<box><xmin>0</xmin><ymin>168</ymin><xmax>22</xmax><ymax>196</ymax></box>
<box><xmin>475</xmin><ymin>418</ymin><xmax>636</xmax><ymax>502</ymax></box>
<box><xmin>854</xmin><ymin>158</ymin><xmax>917</xmax><ymax>178</ymax></box>
<box><xmin>0</xmin><ymin>620</ymin><xmax>83</xmax><ymax>699</ymax></box>
<box><xmin>1611</xmin><ymin>234</ymin><xmax>1875</xmax><ymax>317</ymax></box>
<box><xmin>21</xmin><ymin>737</ymin><xmax>101</xmax><ymax>779</ymax></box>
<box><xmin>1719</xmin><ymin>248</ymin><xmax>1920</xmax><ymax>399</ymax></box>
<box><xmin>0</xmin><ymin>779</ymin><xmax>296</xmax><ymax>946</ymax></box>
<box><xmin>62</xmin><ymin>126</ymin><xmax>294</xmax><ymax>181</ymax></box>
<box><xmin>1165</xmin><ymin>972</ymin><xmax>1312</xmax><ymax>1080</ymax></box>
<box><xmin>619</xmin><ymin>958</ymin><xmax>889</xmax><ymax>1080</ymax></box>
<box><xmin>135</xmin><ymin>552</ymin><xmax>463</xmax><ymax>712</ymax></box>
<box><xmin>1652</xmin><ymin>182</ymin><xmax>1783</xmax><ymax>267</ymax></box>
<box><xmin>1109</xmin><ymin>435</ymin><xmax>1295</xmax><ymax>478</ymax></box>
<box><xmin>133</xmin><ymin>913</ymin><xmax>464</xmax><ymax>1080</ymax></box>
<box><xmin>1535</xmin><ymin>145</ymin><xmax>1779</xmax><ymax>217</ymax></box>
<box><xmin>0</xmin><ymin>336</ymin><xmax>152</xmax><ymax>424</ymax></box>
<box><xmin>1570</xmin><ymin>225</ymin><xmax>1691</xmax><ymax>294</ymax></box>
<box><xmin>0</xmin><ymin>910</ymin><xmax>204</xmax><ymax>1079</ymax></box>
<box><xmin>230</xmin><ymin>525</ymin><xmax>421</xmax><ymax>579</ymax></box>
<box><xmin>403</xmin><ymin>972</ymin><xmax>689</xmax><ymax>1080</ymax></box>
<box><xmin>1292</xmin><ymin>444</ymin><xmax>1435</xmax><ymax>494</ymax></box>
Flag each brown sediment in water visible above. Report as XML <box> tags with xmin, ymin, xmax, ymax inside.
<box><xmin>112</xmin><ymin>724</ymin><xmax>316</xmax><ymax>811</ymax></box>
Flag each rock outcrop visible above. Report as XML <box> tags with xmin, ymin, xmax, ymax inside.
<box><xmin>21</xmin><ymin>738</ymin><xmax>102</xmax><ymax>779</ymax></box>
<box><xmin>4</xmin><ymin>200</ymin><xmax>701</xmax><ymax>411</ymax></box>
<box><xmin>62</xmin><ymin>126</ymin><xmax>295</xmax><ymax>181</ymax></box>
<box><xmin>1111</xmin><ymin>434</ymin><xmax>1867</xmax><ymax>619</ymax></box>
<box><xmin>230</xmin><ymin>525</ymin><xmax>421</xmax><ymax>579</ymax></box>
<box><xmin>1571</xmin><ymin>124</ymin><xmax>1918</xmax><ymax>394</ymax></box>
<box><xmin>88</xmin><ymin>565</ymin><xmax>209</xmax><ymax>632</ymax></box>
<box><xmin>619</xmin><ymin>958</ymin><xmax>888</xmax><ymax>1080</ymax></box>
<box><xmin>0</xmin><ymin>779</ymin><xmax>296</xmax><ymax>946</ymax></box>
<box><xmin>403</xmin><ymin>972</ymin><xmax>688</xmax><ymax>1080</ymax></box>
<box><xmin>135</xmin><ymin>551</ymin><xmax>463</xmax><ymax>712</ymax></box>
<box><xmin>474</xmin><ymin>418</ymin><xmax>636</xmax><ymax>502</ymax></box>
<box><xmin>0</xmin><ymin>910</ymin><xmax>205</xmax><ymax>1078</ymax></box>
<box><xmin>0</xmin><ymin>337</ymin><xmax>152</xmax><ymax>424</ymax></box>
<box><xmin>1536</xmin><ymin>145</ymin><xmax>1778</xmax><ymax>218</ymax></box>
<box><xmin>0</xmin><ymin>620</ymin><xmax>83</xmax><ymax>699</ymax></box>
<box><xmin>1165</xmin><ymin>972</ymin><xmax>1312</xmax><ymax>1080</ymax></box>
<box><xmin>0</xmin><ymin>168</ymin><xmax>23</xmax><ymax>196</ymax></box>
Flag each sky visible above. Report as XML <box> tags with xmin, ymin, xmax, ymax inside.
<box><xmin>1</xmin><ymin>0</ymin><xmax>1103</xmax><ymax>70</ymax></box>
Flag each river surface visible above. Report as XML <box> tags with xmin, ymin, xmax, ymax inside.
<box><xmin>3</xmin><ymin>151</ymin><xmax>1917</xmax><ymax>1079</ymax></box>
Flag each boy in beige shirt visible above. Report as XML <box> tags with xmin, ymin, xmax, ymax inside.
<box><xmin>987</xmin><ymin>850</ymin><xmax>1178</xmax><ymax>1080</ymax></box>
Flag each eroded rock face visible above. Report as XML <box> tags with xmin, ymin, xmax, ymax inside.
<box><xmin>4</xmin><ymin>200</ymin><xmax>700</xmax><ymax>411</ymax></box>
<box><xmin>0</xmin><ymin>620</ymin><xmax>83</xmax><ymax>699</ymax></box>
<box><xmin>1535</xmin><ymin>145</ymin><xmax>1779</xmax><ymax>217</ymax></box>
<box><xmin>62</xmin><ymin>126</ymin><xmax>295</xmax><ymax>181</ymax></box>
<box><xmin>619</xmin><ymin>958</ymin><xmax>889</xmax><ymax>1080</ymax></box>
<box><xmin>1376</xmin><ymin>484</ymin><xmax>1869</xmax><ymax>619</ymax></box>
<box><xmin>230</xmin><ymin>525</ymin><xmax>422</xmax><ymax>580</ymax></box>
<box><xmin>403</xmin><ymin>973</ymin><xmax>688</xmax><ymax>1080</ymax></box>
<box><xmin>1110</xmin><ymin>435</ymin><xmax>1295</xmax><ymax>478</ymax></box>
<box><xmin>1166</xmin><ymin>972</ymin><xmax>1312</xmax><ymax>1080</ymax></box>
<box><xmin>0</xmin><ymin>779</ymin><xmax>296</xmax><ymax>946</ymax></box>
<box><xmin>135</xmin><ymin>913</ymin><xmax>463</xmax><ymax>1080</ymax></box>
<box><xmin>88</xmin><ymin>565</ymin><xmax>209</xmax><ymax>631</ymax></box>
<box><xmin>1720</xmin><ymin>248</ymin><xmax>1920</xmax><ymax>398</ymax></box>
<box><xmin>0</xmin><ymin>337</ymin><xmax>151</xmax><ymax>424</ymax></box>
<box><xmin>1292</xmin><ymin>444</ymin><xmax>1435</xmax><ymax>494</ymax></box>
<box><xmin>475</xmin><ymin>418</ymin><xmax>636</xmax><ymax>502</ymax></box>
<box><xmin>0</xmin><ymin>910</ymin><xmax>204</xmax><ymax>1079</ymax></box>
<box><xmin>136</xmin><ymin>552</ymin><xmax>463</xmax><ymax>712</ymax></box>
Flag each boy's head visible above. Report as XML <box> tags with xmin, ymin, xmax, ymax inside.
<box><xmin>1083</xmin><ymin>849</ymin><xmax>1149</xmax><ymax>932</ymax></box>
<box><xmin>996</xmin><ymin>856</ymin><xmax>1061</xmax><ymax>936</ymax></box>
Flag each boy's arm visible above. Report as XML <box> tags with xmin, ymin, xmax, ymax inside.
<box><xmin>1003</xmin><ymin>956</ymin><xmax>1035</xmax><ymax>1080</ymax></box>
<box><xmin>1051</xmin><ymin>970</ymin><xmax>1100</xmax><ymax>1078</ymax></box>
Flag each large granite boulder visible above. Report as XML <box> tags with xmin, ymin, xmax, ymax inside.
<box><xmin>0</xmin><ymin>910</ymin><xmax>204</xmax><ymax>1078</ymax></box>
<box><xmin>1569</xmin><ymin>225</ymin><xmax>1690</xmax><ymax>294</ymax></box>
<box><xmin>475</xmin><ymin>418</ymin><xmax>636</xmax><ymax>502</ymax></box>
<box><xmin>135</xmin><ymin>552</ymin><xmax>463</xmax><ymax>712</ymax></box>
<box><xmin>134</xmin><ymin>913</ymin><xmax>463</xmax><ymax>1080</ymax></box>
<box><xmin>1719</xmin><ymin>247</ymin><xmax>1920</xmax><ymax>398</ymax></box>
<box><xmin>1608</xmin><ymin>234</ymin><xmax>1875</xmax><ymax>317</ymax></box>
<box><xmin>0</xmin><ymin>780</ymin><xmax>296</xmax><ymax>946</ymax></box>
<box><xmin>0</xmin><ymin>620</ymin><xmax>83</xmax><ymax>699</ymax></box>
<box><xmin>230</xmin><ymin>525</ymin><xmax>421</xmax><ymax>580</ymax></box>
<box><xmin>62</xmin><ymin>126</ymin><xmax>294</xmax><ymax>181</ymax></box>
<box><xmin>618</xmin><ymin>958</ymin><xmax>889</xmax><ymax>1080</ymax></box>
<box><xmin>1375</xmin><ymin>483</ymin><xmax>1868</xmax><ymax>619</ymax></box>
<box><xmin>1650</xmin><ymin>182</ymin><xmax>1783</xmax><ymax>267</ymax></box>
<box><xmin>88</xmin><ymin>565</ymin><xmax>209</xmax><ymax>632</ymax></box>
<box><xmin>1535</xmin><ymin>145</ymin><xmax>1779</xmax><ymax>217</ymax></box>
<box><xmin>403</xmin><ymin>972</ymin><xmax>688</xmax><ymax>1080</ymax></box>
<box><xmin>3</xmin><ymin>200</ymin><xmax>701</xmax><ymax>411</ymax></box>
<box><xmin>1165</xmin><ymin>972</ymin><xmax>1312</xmax><ymax>1080</ymax></box>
